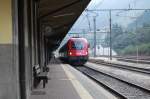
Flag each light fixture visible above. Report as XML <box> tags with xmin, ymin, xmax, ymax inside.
<box><xmin>53</xmin><ymin>13</ymin><xmax>75</xmax><ymax>18</ymax></box>
<box><xmin>69</xmin><ymin>52</ymin><xmax>72</xmax><ymax>55</ymax></box>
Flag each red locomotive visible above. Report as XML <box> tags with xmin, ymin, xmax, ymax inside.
<box><xmin>59</xmin><ymin>37</ymin><xmax>89</xmax><ymax>65</ymax></box>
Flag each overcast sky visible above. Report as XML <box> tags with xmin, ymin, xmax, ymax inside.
<box><xmin>58</xmin><ymin>0</ymin><xmax>150</xmax><ymax>50</ymax></box>
<box><xmin>70</xmin><ymin>0</ymin><xmax>150</xmax><ymax>33</ymax></box>
<box><xmin>88</xmin><ymin>0</ymin><xmax>150</xmax><ymax>9</ymax></box>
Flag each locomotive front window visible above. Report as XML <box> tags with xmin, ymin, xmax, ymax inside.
<box><xmin>72</xmin><ymin>41</ymin><xmax>84</xmax><ymax>50</ymax></box>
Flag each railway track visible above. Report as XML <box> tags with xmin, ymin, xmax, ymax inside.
<box><xmin>75</xmin><ymin>65</ymin><xmax>150</xmax><ymax>99</ymax></box>
<box><xmin>117</xmin><ymin>58</ymin><xmax>150</xmax><ymax>64</ymax></box>
<box><xmin>89</xmin><ymin>60</ymin><xmax>150</xmax><ymax>74</ymax></box>
<box><xmin>99</xmin><ymin>56</ymin><xmax>150</xmax><ymax>60</ymax></box>
<box><xmin>95</xmin><ymin>56</ymin><xmax>150</xmax><ymax>64</ymax></box>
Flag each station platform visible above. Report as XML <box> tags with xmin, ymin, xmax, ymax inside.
<box><xmin>29</xmin><ymin>59</ymin><xmax>117</xmax><ymax>99</ymax></box>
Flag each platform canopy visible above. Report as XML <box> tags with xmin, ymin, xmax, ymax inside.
<box><xmin>38</xmin><ymin>0</ymin><xmax>90</xmax><ymax>50</ymax></box>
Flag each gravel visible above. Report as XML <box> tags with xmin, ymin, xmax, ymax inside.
<box><xmin>77</xmin><ymin>66</ymin><xmax>150</xmax><ymax>99</ymax></box>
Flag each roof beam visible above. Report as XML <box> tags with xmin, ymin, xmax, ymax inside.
<box><xmin>39</xmin><ymin>0</ymin><xmax>80</xmax><ymax>19</ymax></box>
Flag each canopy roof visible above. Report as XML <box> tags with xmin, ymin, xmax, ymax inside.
<box><xmin>38</xmin><ymin>0</ymin><xmax>90</xmax><ymax>50</ymax></box>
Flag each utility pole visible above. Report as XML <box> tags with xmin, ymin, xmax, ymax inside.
<box><xmin>86</xmin><ymin>8</ymin><xmax>150</xmax><ymax>59</ymax></box>
<box><xmin>93</xmin><ymin>16</ymin><xmax>96</xmax><ymax>57</ymax></box>
<box><xmin>109</xmin><ymin>10</ymin><xmax>112</xmax><ymax>60</ymax></box>
<box><xmin>135</xmin><ymin>20</ymin><xmax>139</xmax><ymax>63</ymax></box>
<box><xmin>82</xmin><ymin>29</ymin><xmax>85</xmax><ymax>38</ymax></box>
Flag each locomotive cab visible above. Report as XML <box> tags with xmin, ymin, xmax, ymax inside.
<box><xmin>59</xmin><ymin>37</ymin><xmax>89</xmax><ymax>65</ymax></box>
<box><xmin>67</xmin><ymin>38</ymin><xmax>89</xmax><ymax>65</ymax></box>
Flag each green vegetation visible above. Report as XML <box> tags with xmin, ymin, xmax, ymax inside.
<box><xmin>104</xmin><ymin>23</ymin><xmax>150</xmax><ymax>55</ymax></box>
<box><xmin>103</xmin><ymin>11</ymin><xmax>150</xmax><ymax>55</ymax></box>
<box><xmin>121</xmin><ymin>43</ymin><xmax>150</xmax><ymax>55</ymax></box>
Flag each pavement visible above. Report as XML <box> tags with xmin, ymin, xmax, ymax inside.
<box><xmin>30</xmin><ymin>59</ymin><xmax>117</xmax><ymax>99</ymax></box>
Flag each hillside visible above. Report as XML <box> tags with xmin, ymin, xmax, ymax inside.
<box><xmin>128</xmin><ymin>10</ymin><xmax>150</xmax><ymax>30</ymax></box>
<box><xmin>103</xmin><ymin>10</ymin><xmax>150</xmax><ymax>56</ymax></box>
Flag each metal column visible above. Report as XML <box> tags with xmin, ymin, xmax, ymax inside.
<box><xmin>109</xmin><ymin>10</ymin><xmax>112</xmax><ymax>60</ymax></box>
<box><xmin>93</xmin><ymin>16</ymin><xmax>96</xmax><ymax>57</ymax></box>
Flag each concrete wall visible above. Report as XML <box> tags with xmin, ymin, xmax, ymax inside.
<box><xmin>0</xmin><ymin>0</ymin><xmax>12</xmax><ymax>43</ymax></box>
<box><xmin>0</xmin><ymin>0</ymin><xmax>19</xmax><ymax>99</ymax></box>
<box><xmin>0</xmin><ymin>0</ymin><xmax>48</xmax><ymax>98</ymax></box>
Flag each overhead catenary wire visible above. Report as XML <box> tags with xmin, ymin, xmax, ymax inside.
<box><xmin>86</xmin><ymin>12</ymin><xmax>92</xmax><ymax>31</ymax></box>
<box><xmin>93</xmin><ymin>0</ymin><xmax>105</xmax><ymax>9</ymax></box>
<box><xmin>71</xmin><ymin>0</ymin><xmax>105</xmax><ymax>32</ymax></box>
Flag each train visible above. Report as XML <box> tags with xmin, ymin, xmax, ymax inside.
<box><xmin>59</xmin><ymin>37</ymin><xmax>89</xmax><ymax>65</ymax></box>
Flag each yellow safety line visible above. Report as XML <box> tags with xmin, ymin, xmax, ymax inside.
<box><xmin>61</xmin><ymin>64</ymin><xmax>94</xmax><ymax>99</ymax></box>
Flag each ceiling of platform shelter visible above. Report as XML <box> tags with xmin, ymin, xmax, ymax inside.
<box><xmin>38</xmin><ymin>0</ymin><xmax>91</xmax><ymax>50</ymax></box>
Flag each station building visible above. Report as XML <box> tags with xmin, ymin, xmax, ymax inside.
<box><xmin>0</xmin><ymin>0</ymin><xmax>90</xmax><ymax>99</ymax></box>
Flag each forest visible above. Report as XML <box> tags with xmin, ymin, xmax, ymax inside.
<box><xmin>104</xmin><ymin>11</ymin><xmax>150</xmax><ymax>56</ymax></box>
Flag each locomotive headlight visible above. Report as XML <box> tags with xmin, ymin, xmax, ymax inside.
<box><xmin>85</xmin><ymin>51</ymin><xmax>88</xmax><ymax>55</ymax></box>
<box><xmin>69</xmin><ymin>52</ymin><xmax>72</xmax><ymax>55</ymax></box>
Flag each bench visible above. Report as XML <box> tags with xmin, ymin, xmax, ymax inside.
<box><xmin>33</xmin><ymin>65</ymin><xmax>49</xmax><ymax>88</ymax></box>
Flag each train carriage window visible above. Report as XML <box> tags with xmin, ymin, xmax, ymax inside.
<box><xmin>72</xmin><ymin>41</ymin><xmax>84</xmax><ymax>50</ymax></box>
